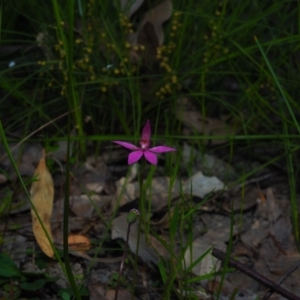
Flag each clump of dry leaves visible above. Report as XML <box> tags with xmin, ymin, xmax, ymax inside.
<box><xmin>1</xmin><ymin>132</ymin><xmax>299</xmax><ymax>299</ymax></box>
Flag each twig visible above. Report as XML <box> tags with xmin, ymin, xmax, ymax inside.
<box><xmin>229</xmin><ymin>173</ymin><xmax>273</xmax><ymax>192</ymax></box>
<box><xmin>263</xmin><ymin>260</ymin><xmax>300</xmax><ymax>300</ymax></box>
<box><xmin>212</xmin><ymin>248</ymin><xmax>300</xmax><ymax>300</ymax></box>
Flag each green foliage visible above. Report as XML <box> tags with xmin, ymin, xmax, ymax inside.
<box><xmin>0</xmin><ymin>188</ymin><xmax>13</xmax><ymax>221</ymax></box>
<box><xmin>0</xmin><ymin>253</ymin><xmax>23</xmax><ymax>278</ymax></box>
<box><xmin>2</xmin><ymin>0</ymin><xmax>300</xmax><ymax>138</ymax></box>
<box><xmin>58</xmin><ymin>286</ymin><xmax>89</xmax><ymax>300</ymax></box>
<box><xmin>0</xmin><ymin>253</ymin><xmax>57</xmax><ymax>298</ymax></box>
<box><xmin>108</xmin><ymin>272</ymin><xmax>128</xmax><ymax>289</ymax></box>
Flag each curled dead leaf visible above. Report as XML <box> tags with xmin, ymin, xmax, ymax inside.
<box><xmin>137</xmin><ymin>0</ymin><xmax>173</xmax><ymax>46</ymax></box>
<box><xmin>176</xmin><ymin>98</ymin><xmax>235</xmax><ymax>145</ymax></box>
<box><xmin>30</xmin><ymin>149</ymin><xmax>54</xmax><ymax>258</ymax></box>
<box><xmin>68</xmin><ymin>234</ymin><xmax>91</xmax><ymax>253</ymax></box>
<box><xmin>112</xmin><ymin>214</ymin><xmax>159</xmax><ymax>264</ymax></box>
<box><xmin>120</xmin><ymin>0</ymin><xmax>145</xmax><ymax>17</ymax></box>
<box><xmin>183</xmin><ymin>171</ymin><xmax>226</xmax><ymax>198</ymax></box>
<box><xmin>151</xmin><ymin>206</ymin><xmax>175</xmax><ymax>228</ymax></box>
<box><xmin>128</xmin><ymin>0</ymin><xmax>173</xmax><ymax>66</ymax></box>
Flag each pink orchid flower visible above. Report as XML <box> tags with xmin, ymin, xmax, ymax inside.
<box><xmin>113</xmin><ymin>120</ymin><xmax>176</xmax><ymax>165</ymax></box>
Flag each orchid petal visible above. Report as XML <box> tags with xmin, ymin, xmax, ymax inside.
<box><xmin>113</xmin><ymin>141</ymin><xmax>140</xmax><ymax>150</ymax></box>
<box><xmin>141</xmin><ymin>120</ymin><xmax>151</xmax><ymax>141</ymax></box>
<box><xmin>144</xmin><ymin>151</ymin><xmax>158</xmax><ymax>165</ymax></box>
<box><xmin>149</xmin><ymin>146</ymin><xmax>176</xmax><ymax>153</ymax></box>
<box><xmin>128</xmin><ymin>150</ymin><xmax>143</xmax><ymax>164</ymax></box>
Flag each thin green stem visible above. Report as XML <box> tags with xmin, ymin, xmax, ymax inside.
<box><xmin>254</xmin><ymin>36</ymin><xmax>300</xmax><ymax>134</ymax></box>
<box><xmin>62</xmin><ymin>115</ymin><xmax>81</xmax><ymax>300</ymax></box>
<box><xmin>115</xmin><ymin>223</ymin><xmax>132</xmax><ymax>300</ymax></box>
<box><xmin>132</xmin><ymin>159</ymin><xmax>146</xmax><ymax>299</ymax></box>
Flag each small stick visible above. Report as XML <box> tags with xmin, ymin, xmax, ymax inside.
<box><xmin>263</xmin><ymin>260</ymin><xmax>300</xmax><ymax>300</ymax></box>
<box><xmin>212</xmin><ymin>248</ymin><xmax>300</xmax><ymax>300</ymax></box>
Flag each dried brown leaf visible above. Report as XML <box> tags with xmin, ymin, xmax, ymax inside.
<box><xmin>120</xmin><ymin>0</ymin><xmax>145</xmax><ymax>17</ymax></box>
<box><xmin>0</xmin><ymin>173</ymin><xmax>7</xmax><ymax>184</ymax></box>
<box><xmin>183</xmin><ymin>171</ymin><xmax>226</xmax><ymax>198</ymax></box>
<box><xmin>176</xmin><ymin>98</ymin><xmax>235</xmax><ymax>145</ymax></box>
<box><xmin>112</xmin><ymin>175</ymin><xmax>178</xmax><ymax>211</ymax></box>
<box><xmin>111</xmin><ymin>214</ymin><xmax>159</xmax><ymax>264</ymax></box>
<box><xmin>148</xmin><ymin>177</ymin><xmax>179</xmax><ymax>210</ymax></box>
<box><xmin>139</xmin><ymin>0</ymin><xmax>173</xmax><ymax>46</ymax></box>
<box><xmin>30</xmin><ymin>149</ymin><xmax>54</xmax><ymax>258</ymax></box>
<box><xmin>106</xmin><ymin>288</ymin><xmax>138</xmax><ymax>300</ymax></box>
<box><xmin>184</xmin><ymin>237</ymin><xmax>222</xmax><ymax>276</ymax></box>
<box><xmin>181</xmin><ymin>143</ymin><xmax>238</xmax><ymax>181</ymax></box>
<box><xmin>148</xmin><ymin>234</ymin><xmax>170</xmax><ymax>259</ymax></box>
<box><xmin>70</xmin><ymin>194</ymin><xmax>112</xmax><ymax>218</ymax></box>
<box><xmin>87</xmin><ymin>282</ymin><xmax>108</xmax><ymax>300</ymax></box>
<box><xmin>112</xmin><ymin>178</ymin><xmax>139</xmax><ymax>210</ymax></box>
<box><xmin>129</xmin><ymin>0</ymin><xmax>173</xmax><ymax>48</ymax></box>
<box><xmin>137</xmin><ymin>21</ymin><xmax>159</xmax><ymax>65</ymax></box>
<box><xmin>151</xmin><ymin>206</ymin><xmax>175</xmax><ymax>228</ymax></box>
<box><xmin>223</xmin><ymin>185</ymin><xmax>260</xmax><ymax>212</ymax></box>
<box><xmin>68</xmin><ymin>234</ymin><xmax>91</xmax><ymax>253</ymax></box>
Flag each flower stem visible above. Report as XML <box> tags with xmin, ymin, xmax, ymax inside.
<box><xmin>114</xmin><ymin>209</ymin><xmax>139</xmax><ymax>300</ymax></box>
<box><xmin>138</xmin><ymin>158</ymin><xmax>146</xmax><ymax>224</ymax></box>
<box><xmin>131</xmin><ymin>159</ymin><xmax>146</xmax><ymax>298</ymax></box>
<box><xmin>114</xmin><ymin>223</ymin><xmax>131</xmax><ymax>300</ymax></box>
